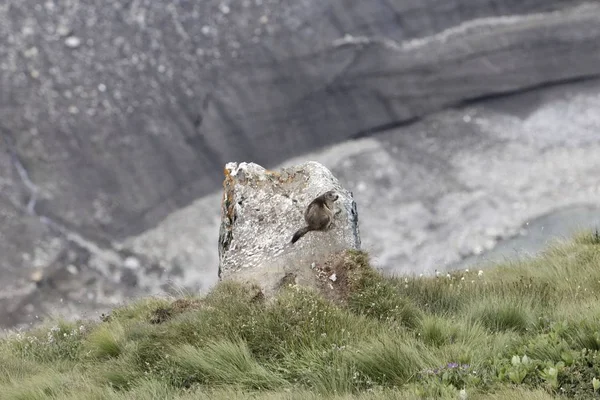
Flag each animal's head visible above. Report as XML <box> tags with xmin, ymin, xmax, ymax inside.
<box><xmin>323</xmin><ymin>190</ymin><xmax>339</xmax><ymax>202</ymax></box>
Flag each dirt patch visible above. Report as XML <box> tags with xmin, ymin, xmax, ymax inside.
<box><xmin>149</xmin><ymin>298</ymin><xmax>204</xmax><ymax>324</ymax></box>
<box><xmin>250</xmin><ymin>287</ymin><xmax>266</xmax><ymax>304</ymax></box>
<box><xmin>310</xmin><ymin>250</ymin><xmax>372</xmax><ymax>304</ymax></box>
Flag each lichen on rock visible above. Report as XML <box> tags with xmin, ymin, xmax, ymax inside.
<box><xmin>218</xmin><ymin>161</ymin><xmax>360</xmax><ymax>297</ymax></box>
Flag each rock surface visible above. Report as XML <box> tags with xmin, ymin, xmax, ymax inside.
<box><xmin>1</xmin><ymin>1</ymin><xmax>599</xmax><ymax>243</ymax></box>
<box><xmin>2</xmin><ymin>1</ymin><xmax>600</xmax><ymax>330</ymax></box>
<box><xmin>218</xmin><ymin>161</ymin><xmax>360</xmax><ymax>296</ymax></box>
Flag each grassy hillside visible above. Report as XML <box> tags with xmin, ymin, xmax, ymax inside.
<box><xmin>2</xmin><ymin>231</ymin><xmax>600</xmax><ymax>399</ymax></box>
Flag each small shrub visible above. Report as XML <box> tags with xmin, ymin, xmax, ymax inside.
<box><xmin>559</xmin><ymin>319</ymin><xmax>600</xmax><ymax>351</ymax></box>
<box><xmin>558</xmin><ymin>348</ymin><xmax>600</xmax><ymax>399</ymax></box>
<box><xmin>516</xmin><ymin>331</ymin><xmax>573</xmax><ymax>364</ymax></box>
<box><xmin>495</xmin><ymin>354</ymin><xmax>540</xmax><ymax>386</ymax></box>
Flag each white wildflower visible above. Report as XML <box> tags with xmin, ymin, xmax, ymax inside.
<box><xmin>64</xmin><ymin>36</ymin><xmax>82</xmax><ymax>48</ymax></box>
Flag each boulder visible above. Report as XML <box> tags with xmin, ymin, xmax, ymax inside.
<box><xmin>218</xmin><ymin>161</ymin><xmax>360</xmax><ymax>296</ymax></box>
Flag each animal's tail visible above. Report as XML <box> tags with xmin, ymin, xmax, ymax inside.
<box><xmin>291</xmin><ymin>226</ymin><xmax>310</xmax><ymax>244</ymax></box>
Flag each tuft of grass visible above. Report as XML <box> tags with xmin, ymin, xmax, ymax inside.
<box><xmin>419</xmin><ymin>315</ymin><xmax>461</xmax><ymax>347</ymax></box>
<box><xmin>347</xmin><ymin>280</ymin><xmax>422</xmax><ymax>329</ymax></box>
<box><xmin>276</xmin><ymin>345</ymin><xmax>363</xmax><ymax>394</ymax></box>
<box><xmin>348</xmin><ymin>333</ymin><xmax>440</xmax><ymax>387</ymax></box>
<box><xmin>400</xmin><ymin>277</ymin><xmax>469</xmax><ymax>315</ymax></box>
<box><xmin>95</xmin><ymin>354</ymin><xmax>142</xmax><ymax>391</ymax></box>
<box><xmin>572</xmin><ymin>228</ymin><xmax>600</xmax><ymax>245</ymax></box>
<box><xmin>165</xmin><ymin>340</ymin><xmax>286</xmax><ymax>390</ymax></box>
<box><xmin>467</xmin><ymin>297</ymin><xmax>535</xmax><ymax>334</ymax></box>
<box><xmin>0</xmin><ymin>353</ymin><xmax>46</xmax><ymax>385</ymax></box>
<box><xmin>559</xmin><ymin>319</ymin><xmax>600</xmax><ymax>351</ymax></box>
<box><xmin>1</xmin><ymin>372</ymin><xmax>65</xmax><ymax>400</ymax></box>
<box><xmin>84</xmin><ymin>322</ymin><xmax>125</xmax><ymax>359</ymax></box>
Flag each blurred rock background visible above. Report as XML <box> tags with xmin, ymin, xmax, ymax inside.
<box><xmin>1</xmin><ymin>0</ymin><xmax>599</xmax><ymax>330</ymax></box>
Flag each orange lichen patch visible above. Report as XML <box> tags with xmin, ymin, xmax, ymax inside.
<box><xmin>264</xmin><ymin>169</ymin><xmax>281</xmax><ymax>178</ymax></box>
<box><xmin>265</xmin><ymin>167</ymin><xmax>297</xmax><ymax>184</ymax></box>
<box><xmin>221</xmin><ymin>167</ymin><xmax>236</xmax><ymax>224</ymax></box>
<box><xmin>222</xmin><ymin>166</ymin><xmax>234</xmax><ymax>190</ymax></box>
<box><xmin>220</xmin><ymin>164</ymin><xmax>302</xmax><ymax>228</ymax></box>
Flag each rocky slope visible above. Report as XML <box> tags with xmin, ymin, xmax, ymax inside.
<box><xmin>129</xmin><ymin>77</ymin><xmax>600</xmax><ymax>285</ymax></box>
<box><xmin>1</xmin><ymin>0</ymin><xmax>600</xmax><ymax>330</ymax></box>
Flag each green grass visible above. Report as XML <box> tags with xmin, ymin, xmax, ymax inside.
<box><xmin>3</xmin><ymin>231</ymin><xmax>600</xmax><ymax>399</ymax></box>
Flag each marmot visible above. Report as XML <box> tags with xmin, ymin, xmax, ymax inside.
<box><xmin>291</xmin><ymin>190</ymin><xmax>339</xmax><ymax>244</ymax></box>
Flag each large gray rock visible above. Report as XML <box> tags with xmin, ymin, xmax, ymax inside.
<box><xmin>218</xmin><ymin>161</ymin><xmax>360</xmax><ymax>296</ymax></box>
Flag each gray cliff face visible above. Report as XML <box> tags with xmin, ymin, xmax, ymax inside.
<box><xmin>1</xmin><ymin>1</ymin><xmax>599</xmax><ymax>241</ymax></box>
<box><xmin>1</xmin><ymin>0</ymin><xmax>600</xmax><ymax>329</ymax></box>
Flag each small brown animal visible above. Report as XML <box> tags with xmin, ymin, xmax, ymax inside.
<box><xmin>291</xmin><ymin>190</ymin><xmax>339</xmax><ymax>244</ymax></box>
